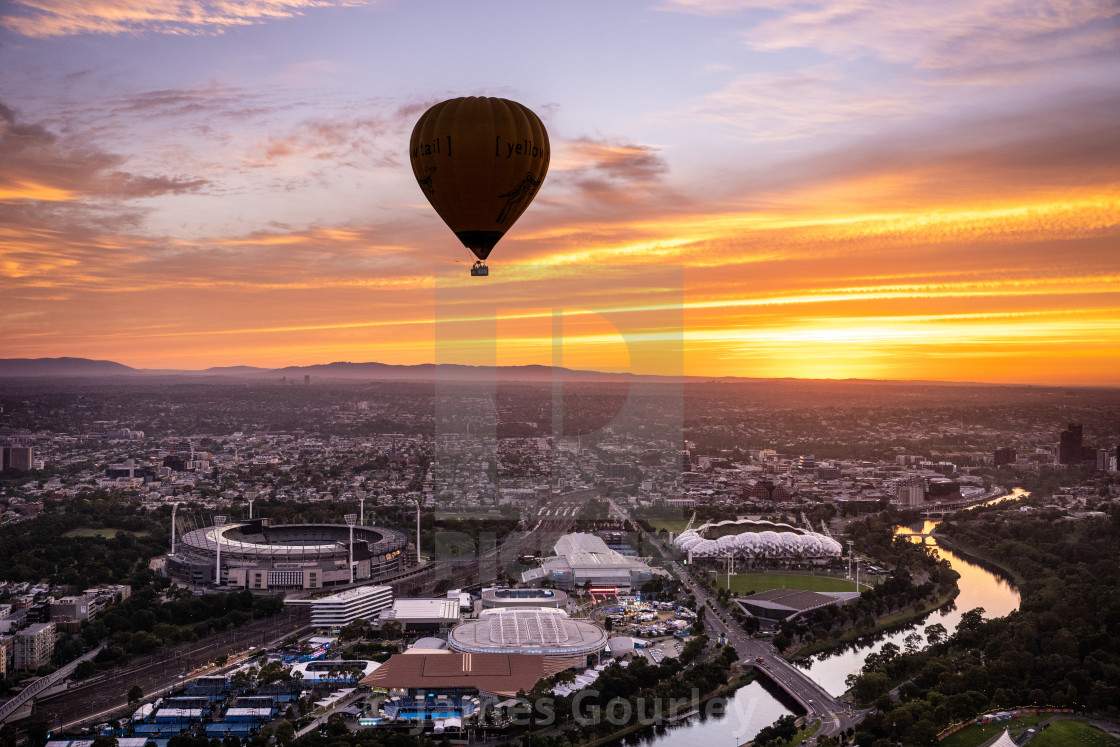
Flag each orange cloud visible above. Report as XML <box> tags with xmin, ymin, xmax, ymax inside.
<box><xmin>2</xmin><ymin>0</ymin><xmax>364</xmax><ymax>38</ymax></box>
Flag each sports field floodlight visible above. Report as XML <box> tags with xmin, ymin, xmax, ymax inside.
<box><xmin>170</xmin><ymin>502</ymin><xmax>180</xmax><ymax>556</ymax></box>
<box><xmin>345</xmin><ymin>513</ymin><xmax>358</xmax><ymax>583</ymax></box>
<box><xmin>213</xmin><ymin>515</ymin><xmax>228</xmax><ymax>586</ymax></box>
<box><xmin>411</xmin><ymin>499</ymin><xmax>422</xmax><ymax>564</ymax></box>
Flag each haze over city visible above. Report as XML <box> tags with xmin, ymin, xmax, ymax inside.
<box><xmin>2</xmin><ymin>0</ymin><xmax>1118</xmax><ymax>384</ymax></box>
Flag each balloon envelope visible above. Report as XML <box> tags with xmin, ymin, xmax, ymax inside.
<box><xmin>410</xmin><ymin>96</ymin><xmax>549</xmax><ymax>261</ymax></box>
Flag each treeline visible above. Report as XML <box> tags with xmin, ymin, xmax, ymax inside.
<box><xmin>75</xmin><ymin>584</ymin><xmax>284</xmax><ymax>674</ymax></box>
<box><xmin>0</xmin><ymin>498</ymin><xmax>169</xmax><ymax>587</ymax></box>
<box><xmin>845</xmin><ymin>505</ymin><xmax>1120</xmax><ymax>746</ymax></box>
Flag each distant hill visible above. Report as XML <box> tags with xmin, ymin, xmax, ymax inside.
<box><xmin>269</xmin><ymin>361</ymin><xmax>631</xmax><ymax>382</ymax></box>
<box><xmin>0</xmin><ymin>357</ymin><xmax>1075</xmax><ymax>389</ymax></box>
<box><xmin>0</xmin><ymin>357</ymin><xmax>634</xmax><ymax>382</ymax></box>
<box><xmin>0</xmin><ymin>357</ymin><xmax>137</xmax><ymax>377</ymax></box>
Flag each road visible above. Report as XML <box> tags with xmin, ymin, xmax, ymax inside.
<box><xmin>614</xmin><ymin>499</ymin><xmax>871</xmax><ymax>741</ymax></box>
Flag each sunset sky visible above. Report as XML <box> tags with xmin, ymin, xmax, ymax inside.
<box><xmin>2</xmin><ymin>1</ymin><xmax>1118</xmax><ymax>384</ymax></box>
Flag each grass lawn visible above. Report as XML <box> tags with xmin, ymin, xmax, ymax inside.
<box><xmin>939</xmin><ymin>714</ymin><xmax>1047</xmax><ymax>747</ymax></box>
<box><xmin>790</xmin><ymin>720</ymin><xmax>822</xmax><ymax>745</ymax></box>
<box><xmin>62</xmin><ymin>527</ymin><xmax>148</xmax><ymax>539</ymax></box>
<box><xmin>1029</xmin><ymin>719</ymin><xmax>1120</xmax><ymax>746</ymax></box>
<box><xmin>647</xmin><ymin>519</ymin><xmax>689</xmax><ymax>533</ymax></box>
<box><xmin>722</xmin><ymin>572</ymin><xmax>867</xmax><ymax>595</ymax></box>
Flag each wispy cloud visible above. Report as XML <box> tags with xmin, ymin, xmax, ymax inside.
<box><xmin>0</xmin><ymin>102</ymin><xmax>209</xmax><ymax>202</ymax></box>
<box><xmin>662</xmin><ymin>0</ymin><xmax>1120</xmax><ymax>77</ymax></box>
<box><xmin>2</xmin><ymin>0</ymin><xmax>369</xmax><ymax>38</ymax></box>
<box><xmin>256</xmin><ymin>116</ymin><xmax>398</xmax><ymax>169</ymax></box>
<box><xmin>543</xmin><ymin>135</ymin><xmax>684</xmax><ymax>212</ymax></box>
<box><xmin>690</xmin><ymin>67</ymin><xmax>918</xmax><ymax>140</ymax></box>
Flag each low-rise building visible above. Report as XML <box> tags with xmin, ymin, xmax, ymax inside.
<box><xmin>380</xmin><ymin>598</ymin><xmax>461</xmax><ymax>633</ymax></box>
<box><xmin>288</xmin><ymin>585</ymin><xmax>393</xmax><ymax>629</ymax></box>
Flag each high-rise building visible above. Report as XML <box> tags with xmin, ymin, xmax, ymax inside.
<box><xmin>14</xmin><ymin>622</ymin><xmax>55</xmax><ymax>671</ymax></box>
<box><xmin>993</xmin><ymin>447</ymin><xmax>1016</xmax><ymax>467</ymax></box>
<box><xmin>1058</xmin><ymin>423</ymin><xmax>1083</xmax><ymax>465</ymax></box>
<box><xmin>1098</xmin><ymin>449</ymin><xmax>1117</xmax><ymax>472</ymax></box>
<box><xmin>0</xmin><ymin>636</ymin><xmax>11</xmax><ymax>680</ymax></box>
<box><xmin>897</xmin><ymin>478</ymin><xmax>925</xmax><ymax>507</ymax></box>
<box><xmin>1</xmin><ymin>446</ymin><xmax>34</xmax><ymax>472</ymax></box>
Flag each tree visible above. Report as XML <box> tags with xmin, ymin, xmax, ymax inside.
<box><xmin>603</xmin><ymin>617</ymin><xmax>613</xmax><ymax>633</ymax></box>
<box><xmin>925</xmin><ymin>623</ymin><xmax>947</xmax><ymax>647</ymax></box>
<box><xmin>325</xmin><ymin>713</ymin><xmax>348</xmax><ymax>738</ymax></box>
<box><xmin>128</xmin><ymin>684</ymin><xmax>143</xmax><ymax>704</ymax></box>
<box><xmin>853</xmin><ymin>671</ymin><xmax>890</xmax><ymax>703</ymax></box>
<box><xmin>274</xmin><ymin>722</ymin><xmax>295</xmax><ymax>747</ymax></box>
<box><xmin>73</xmin><ymin>660</ymin><xmax>97</xmax><ymax>680</ymax></box>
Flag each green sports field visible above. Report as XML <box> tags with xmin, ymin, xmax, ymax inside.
<box><xmin>62</xmin><ymin>527</ymin><xmax>148</xmax><ymax>539</ymax></box>
<box><xmin>1029</xmin><ymin>719</ymin><xmax>1120</xmax><ymax>746</ymax></box>
<box><xmin>647</xmin><ymin>519</ymin><xmax>689</xmax><ymax>534</ymax></box>
<box><xmin>939</xmin><ymin>714</ymin><xmax>1047</xmax><ymax>747</ymax></box>
<box><xmin>721</xmin><ymin>572</ymin><xmax>866</xmax><ymax>594</ymax></box>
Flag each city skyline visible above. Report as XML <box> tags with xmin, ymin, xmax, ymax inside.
<box><xmin>2</xmin><ymin>0</ymin><xmax>1118</xmax><ymax>385</ymax></box>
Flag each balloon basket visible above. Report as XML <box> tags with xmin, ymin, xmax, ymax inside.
<box><xmin>470</xmin><ymin>263</ymin><xmax>489</xmax><ymax>277</ymax></box>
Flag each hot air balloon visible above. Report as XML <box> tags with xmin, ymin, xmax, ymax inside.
<box><xmin>410</xmin><ymin>96</ymin><xmax>549</xmax><ymax>276</ymax></box>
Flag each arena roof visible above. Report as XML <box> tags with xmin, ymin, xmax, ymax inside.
<box><xmin>524</xmin><ymin>532</ymin><xmax>652</xmax><ymax>587</ymax></box>
<box><xmin>481</xmin><ymin>587</ymin><xmax>568</xmax><ymax>608</ymax></box>
<box><xmin>737</xmin><ymin>589</ymin><xmax>861</xmax><ymax>621</ymax></box>
<box><xmin>382</xmin><ymin>598</ymin><xmax>461</xmax><ymax>625</ymax></box>
<box><xmin>448</xmin><ymin>608</ymin><xmax>607</xmax><ymax>658</ymax></box>
<box><xmin>360</xmin><ymin>653</ymin><xmax>551</xmax><ymax>698</ymax></box>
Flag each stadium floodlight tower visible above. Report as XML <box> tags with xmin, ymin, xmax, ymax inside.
<box><xmin>410</xmin><ymin>499</ymin><xmax>422</xmax><ymax>563</ymax></box>
<box><xmin>213</xmin><ymin>515</ymin><xmax>228</xmax><ymax>586</ymax></box>
<box><xmin>170</xmin><ymin>502</ymin><xmax>181</xmax><ymax>556</ymax></box>
<box><xmin>248</xmin><ymin>497</ymin><xmax>254</xmax><ymax>519</ymax></box>
<box><xmin>345</xmin><ymin>513</ymin><xmax>357</xmax><ymax>583</ymax></box>
<box><xmin>359</xmin><ymin>496</ymin><xmax>365</xmax><ymax>526</ymax></box>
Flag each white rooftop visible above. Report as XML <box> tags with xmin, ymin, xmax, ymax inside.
<box><xmin>383</xmin><ymin>598</ymin><xmax>461</xmax><ymax>622</ymax></box>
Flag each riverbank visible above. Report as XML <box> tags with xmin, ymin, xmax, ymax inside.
<box><xmin>577</xmin><ymin>674</ymin><xmax>753</xmax><ymax>747</ymax></box>
<box><xmin>788</xmin><ymin>580</ymin><xmax>961</xmax><ymax>661</ymax></box>
<box><xmin>931</xmin><ymin>531</ymin><xmax>1027</xmax><ymax>586</ymax></box>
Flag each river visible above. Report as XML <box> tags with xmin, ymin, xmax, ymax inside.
<box><xmin>793</xmin><ymin>488</ymin><xmax>1026</xmax><ymax>696</ymax></box>
<box><xmin>624</xmin><ymin>488</ymin><xmax>1026</xmax><ymax>745</ymax></box>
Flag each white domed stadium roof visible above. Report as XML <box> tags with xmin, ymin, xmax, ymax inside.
<box><xmin>673</xmin><ymin>520</ymin><xmax>842</xmax><ymax>560</ymax></box>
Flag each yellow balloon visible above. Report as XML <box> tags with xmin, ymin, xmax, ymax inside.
<box><xmin>410</xmin><ymin>96</ymin><xmax>550</xmax><ymax>262</ymax></box>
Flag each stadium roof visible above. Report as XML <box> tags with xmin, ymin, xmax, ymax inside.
<box><xmin>448</xmin><ymin>608</ymin><xmax>607</xmax><ymax>658</ymax></box>
<box><xmin>743</xmin><ymin>588</ymin><xmax>859</xmax><ymax>611</ymax></box>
